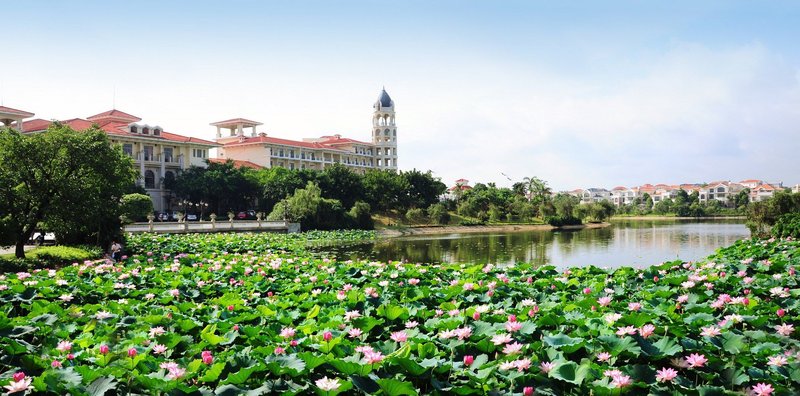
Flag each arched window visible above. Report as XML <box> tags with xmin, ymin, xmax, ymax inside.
<box><xmin>153</xmin><ymin>128</ymin><xmax>161</xmax><ymax>136</ymax></box>
<box><xmin>384</xmin><ymin>129</ymin><xmax>390</xmax><ymax>136</ymax></box>
<box><xmin>717</xmin><ymin>187</ymin><xmax>725</xmax><ymax>193</ymax></box>
<box><xmin>142</xmin><ymin>127</ymin><xmax>150</xmax><ymax>135</ymax></box>
<box><xmin>144</xmin><ymin>170</ymin><xmax>156</xmax><ymax>189</ymax></box>
<box><xmin>130</xmin><ymin>126</ymin><xmax>138</xmax><ymax>133</ymax></box>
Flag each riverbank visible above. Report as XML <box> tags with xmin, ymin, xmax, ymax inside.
<box><xmin>377</xmin><ymin>222</ymin><xmax>610</xmax><ymax>237</ymax></box>
<box><xmin>613</xmin><ymin>215</ymin><xmax>746</xmax><ymax>220</ymax></box>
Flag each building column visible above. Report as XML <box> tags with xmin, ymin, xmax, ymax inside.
<box><xmin>160</xmin><ymin>146</ymin><xmax>166</xmax><ymax>188</ymax></box>
<box><xmin>139</xmin><ymin>151</ymin><xmax>145</xmax><ymax>186</ymax></box>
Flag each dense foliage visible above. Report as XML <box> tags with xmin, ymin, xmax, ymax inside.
<box><xmin>119</xmin><ymin>194</ymin><xmax>155</xmax><ymax>223</ymax></box>
<box><xmin>617</xmin><ymin>189</ymin><xmax>750</xmax><ymax>218</ymax></box>
<box><xmin>0</xmin><ymin>124</ymin><xmax>137</xmax><ymax>258</ymax></box>
<box><xmin>1</xmin><ymin>231</ymin><xmax>798</xmax><ymax>395</ymax></box>
<box><xmin>170</xmin><ymin>163</ymin><xmax>447</xmax><ymax>229</ymax></box>
<box><xmin>0</xmin><ymin>245</ymin><xmax>102</xmax><ymax>272</ymax></box>
<box><xmin>771</xmin><ymin>213</ymin><xmax>800</xmax><ymax>239</ymax></box>
<box><xmin>747</xmin><ymin>191</ymin><xmax>800</xmax><ymax>237</ymax></box>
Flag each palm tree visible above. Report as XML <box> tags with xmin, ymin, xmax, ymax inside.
<box><xmin>522</xmin><ymin>176</ymin><xmax>552</xmax><ymax>203</ymax></box>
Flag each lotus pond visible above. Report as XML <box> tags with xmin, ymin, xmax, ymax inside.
<box><xmin>0</xmin><ymin>231</ymin><xmax>798</xmax><ymax>395</ymax></box>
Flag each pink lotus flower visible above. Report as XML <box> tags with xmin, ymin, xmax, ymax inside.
<box><xmin>363</xmin><ymin>350</ymin><xmax>384</xmax><ymax>364</ymax></box>
<box><xmin>454</xmin><ymin>327</ymin><xmax>472</xmax><ymax>340</ymax></box>
<box><xmin>12</xmin><ymin>372</ymin><xmax>25</xmax><ymax>382</ymax></box>
<box><xmin>274</xmin><ymin>347</ymin><xmax>286</xmax><ymax>355</ymax></box>
<box><xmin>51</xmin><ymin>360</ymin><xmax>62</xmax><ymax>368</ymax></box>
<box><xmin>491</xmin><ymin>333</ymin><xmax>512</xmax><ymax>345</ymax></box>
<box><xmin>616</xmin><ymin>326</ymin><xmax>637</xmax><ymax>336</ymax></box>
<box><xmin>503</xmin><ymin>342</ymin><xmax>524</xmax><ymax>355</ymax></box>
<box><xmin>628</xmin><ymin>302</ymin><xmax>642</xmax><ymax>311</ymax></box>
<box><xmin>323</xmin><ymin>331</ymin><xmax>333</xmax><ymax>342</ymax></box>
<box><xmin>408</xmin><ymin>278</ymin><xmax>420</xmax><ymax>285</ymax></box>
<box><xmin>597</xmin><ymin>352</ymin><xmax>611</xmax><ymax>362</ymax></box>
<box><xmin>99</xmin><ymin>345</ymin><xmax>110</xmax><ymax>354</ymax></box>
<box><xmin>767</xmin><ymin>355</ymin><xmax>788</xmax><ymax>367</ymax></box>
<box><xmin>128</xmin><ymin>348</ymin><xmax>137</xmax><ymax>357</ymax></box>
<box><xmin>280</xmin><ymin>327</ymin><xmax>296</xmax><ymax>338</ymax></box>
<box><xmin>639</xmin><ymin>324</ymin><xmax>655</xmax><ymax>338</ymax></box>
<box><xmin>390</xmin><ymin>331</ymin><xmax>408</xmax><ymax>343</ymax></box>
<box><xmin>583</xmin><ymin>287</ymin><xmax>592</xmax><ymax>294</ymax></box>
<box><xmin>505</xmin><ymin>321</ymin><xmax>523</xmax><ymax>333</ymax></box>
<box><xmin>540</xmin><ymin>361</ymin><xmax>555</xmax><ymax>373</ymax></box>
<box><xmin>4</xmin><ymin>376</ymin><xmax>32</xmax><ymax>394</ymax></box>
<box><xmin>472</xmin><ymin>312</ymin><xmax>481</xmax><ymax>320</ymax></box>
<box><xmin>685</xmin><ymin>353</ymin><xmax>707</xmax><ymax>368</ymax></box>
<box><xmin>463</xmin><ymin>355</ymin><xmax>474</xmax><ymax>366</ymax></box>
<box><xmin>523</xmin><ymin>386</ymin><xmax>534</xmax><ymax>396</ymax></box>
<box><xmin>677</xmin><ymin>295</ymin><xmax>689</xmax><ymax>303</ymax></box>
<box><xmin>201</xmin><ymin>350</ymin><xmax>213</xmax><ymax>365</ymax></box>
<box><xmin>751</xmin><ymin>383</ymin><xmax>774</xmax><ymax>396</ymax></box>
<box><xmin>777</xmin><ymin>309</ymin><xmax>786</xmax><ymax>317</ymax></box>
<box><xmin>348</xmin><ymin>328</ymin><xmax>363</xmax><ymax>338</ymax></box>
<box><xmin>775</xmin><ymin>323</ymin><xmax>794</xmax><ymax>336</ymax></box>
<box><xmin>56</xmin><ymin>340</ymin><xmax>72</xmax><ymax>353</ymax></box>
<box><xmin>152</xmin><ymin>344</ymin><xmax>167</xmax><ymax>354</ymax></box>
<box><xmin>611</xmin><ymin>374</ymin><xmax>632</xmax><ymax>388</ymax></box>
<box><xmin>700</xmin><ymin>326</ymin><xmax>722</xmax><ymax>337</ymax></box>
<box><xmin>598</xmin><ymin>296</ymin><xmax>612</xmax><ymax>307</ymax></box>
<box><xmin>655</xmin><ymin>367</ymin><xmax>678</xmax><ymax>382</ymax></box>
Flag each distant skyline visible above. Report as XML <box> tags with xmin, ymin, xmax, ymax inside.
<box><xmin>2</xmin><ymin>1</ymin><xmax>799</xmax><ymax>190</ymax></box>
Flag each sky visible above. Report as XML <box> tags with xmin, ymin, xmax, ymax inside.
<box><xmin>2</xmin><ymin>1</ymin><xmax>799</xmax><ymax>191</ymax></box>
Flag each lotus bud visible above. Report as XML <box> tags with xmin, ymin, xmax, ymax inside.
<box><xmin>463</xmin><ymin>355</ymin><xmax>474</xmax><ymax>366</ymax></box>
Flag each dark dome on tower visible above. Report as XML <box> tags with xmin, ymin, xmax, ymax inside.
<box><xmin>376</xmin><ymin>89</ymin><xmax>393</xmax><ymax>108</ymax></box>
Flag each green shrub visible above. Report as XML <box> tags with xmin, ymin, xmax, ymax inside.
<box><xmin>405</xmin><ymin>208</ymin><xmax>426</xmax><ymax>224</ymax></box>
<box><xmin>120</xmin><ymin>193</ymin><xmax>154</xmax><ymax>223</ymax></box>
<box><xmin>458</xmin><ymin>218</ymin><xmax>486</xmax><ymax>226</ymax></box>
<box><xmin>428</xmin><ymin>203</ymin><xmax>450</xmax><ymax>225</ymax></box>
<box><xmin>546</xmin><ymin>215</ymin><xmax>583</xmax><ymax>227</ymax></box>
<box><xmin>0</xmin><ymin>245</ymin><xmax>101</xmax><ymax>272</ymax></box>
<box><xmin>348</xmin><ymin>201</ymin><xmax>374</xmax><ymax>230</ymax></box>
<box><xmin>771</xmin><ymin>213</ymin><xmax>800</xmax><ymax>238</ymax></box>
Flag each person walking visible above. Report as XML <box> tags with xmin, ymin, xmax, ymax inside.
<box><xmin>111</xmin><ymin>241</ymin><xmax>123</xmax><ymax>262</ymax></box>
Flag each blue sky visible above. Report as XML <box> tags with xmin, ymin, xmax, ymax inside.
<box><xmin>3</xmin><ymin>1</ymin><xmax>799</xmax><ymax>190</ymax></box>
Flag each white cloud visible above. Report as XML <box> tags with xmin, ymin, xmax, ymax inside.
<box><xmin>401</xmin><ymin>42</ymin><xmax>800</xmax><ymax>190</ymax></box>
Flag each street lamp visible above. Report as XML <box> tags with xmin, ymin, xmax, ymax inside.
<box><xmin>199</xmin><ymin>201</ymin><xmax>209</xmax><ymax>221</ymax></box>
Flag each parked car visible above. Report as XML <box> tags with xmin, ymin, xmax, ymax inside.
<box><xmin>237</xmin><ymin>210</ymin><xmax>256</xmax><ymax>220</ymax></box>
<box><xmin>185</xmin><ymin>213</ymin><xmax>198</xmax><ymax>221</ymax></box>
<box><xmin>157</xmin><ymin>212</ymin><xmax>170</xmax><ymax>222</ymax></box>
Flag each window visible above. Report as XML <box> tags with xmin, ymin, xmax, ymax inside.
<box><xmin>153</xmin><ymin>128</ymin><xmax>161</xmax><ymax>136</ymax></box>
<box><xmin>290</xmin><ymin>150</ymin><xmax>294</xmax><ymax>158</ymax></box>
<box><xmin>279</xmin><ymin>149</ymin><xmax>284</xmax><ymax>157</ymax></box>
<box><xmin>144</xmin><ymin>170</ymin><xmax>156</xmax><ymax>189</ymax></box>
<box><xmin>163</xmin><ymin>147</ymin><xmax>173</xmax><ymax>162</ymax></box>
<box><xmin>290</xmin><ymin>163</ymin><xmax>295</xmax><ymax>170</ymax></box>
<box><xmin>130</xmin><ymin>126</ymin><xmax>138</xmax><ymax>133</ymax></box>
<box><xmin>384</xmin><ymin>129</ymin><xmax>390</xmax><ymax>136</ymax></box>
<box><xmin>142</xmin><ymin>127</ymin><xmax>150</xmax><ymax>135</ymax></box>
<box><xmin>717</xmin><ymin>187</ymin><xmax>725</xmax><ymax>193</ymax></box>
<box><xmin>144</xmin><ymin>146</ymin><xmax>154</xmax><ymax>161</ymax></box>
<box><xmin>122</xmin><ymin>144</ymin><xmax>133</xmax><ymax>157</ymax></box>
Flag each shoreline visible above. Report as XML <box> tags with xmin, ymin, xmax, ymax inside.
<box><xmin>612</xmin><ymin>215</ymin><xmax>746</xmax><ymax>220</ymax></box>
<box><xmin>377</xmin><ymin>222</ymin><xmax>610</xmax><ymax>238</ymax></box>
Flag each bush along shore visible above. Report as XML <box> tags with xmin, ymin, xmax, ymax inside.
<box><xmin>0</xmin><ymin>232</ymin><xmax>798</xmax><ymax>395</ymax></box>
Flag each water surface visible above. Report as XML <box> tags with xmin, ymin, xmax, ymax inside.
<box><xmin>314</xmin><ymin>219</ymin><xmax>749</xmax><ymax>268</ymax></box>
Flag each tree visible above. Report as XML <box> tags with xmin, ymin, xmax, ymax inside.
<box><xmin>552</xmin><ymin>193</ymin><xmax>580</xmax><ymax>219</ymax></box>
<box><xmin>362</xmin><ymin>170</ymin><xmax>410</xmax><ymax>212</ymax></box>
<box><xmin>120</xmin><ymin>193</ymin><xmax>154</xmax><ymax>223</ymax></box>
<box><xmin>318</xmin><ymin>164</ymin><xmax>364</xmax><ymax>209</ymax></box>
<box><xmin>267</xmin><ymin>181</ymin><xmax>348</xmax><ymax>230</ymax></box>
<box><xmin>401</xmin><ymin>169</ymin><xmax>447</xmax><ymax>210</ymax></box>
<box><xmin>522</xmin><ymin>176</ymin><xmax>551</xmax><ymax>203</ymax></box>
<box><xmin>258</xmin><ymin>167</ymin><xmax>313</xmax><ymax>211</ymax></box>
<box><xmin>428</xmin><ymin>203</ymin><xmax>450</xmax><ymax>225</ymax></box>
<box><xmin>0</xmin><ymin>124</ymin><xmax>136</xmax><ymax>258</ymax></box>
<box><xmin>172</xmin><ymin>160</ymin><xmax>260</xmax><ymax>215</ymax></box>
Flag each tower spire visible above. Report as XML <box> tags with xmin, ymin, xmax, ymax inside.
<box><xmin>372</xmin><ymin>88</ymin><xmax>398</xmax><ymax>171</ymax></box>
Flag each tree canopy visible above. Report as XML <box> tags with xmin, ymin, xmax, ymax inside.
<box><xmin>0</xmin><ymin>124</ymin><xmax>137</xmax><ymax>258</ymax></box>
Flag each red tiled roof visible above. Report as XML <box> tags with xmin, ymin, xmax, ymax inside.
<box><xmin>318</xmin><ymin>136</ymin><xmax>373</xmax><ymax>146</ymax></box>
<box><xmin>18</xmin><ymin>118</ymin><xmax>53</xmax><ymax>132</ymax></box>
<box><xmin>21</xmin><ymin>118</ymin><xmax>217</xmax><ymax>146</ymax></box>
<box><xmin>0</xmin><ymin>106</ymin><xmax>34</xmax><ymax>117</ymax></box>
<box><xmin>86</xmin><ymin>109</ymin><xmax>141</xmax><ymax>122</ymax></box>
<box><xmin>160</xmin><ymin>131</ymin><xmax>217</xmax><ymax>145</ymax></box>
<box><xmin>223</xmin><ymin>135</ymin><xmax>351</xmax><ymax>152</ymax></box>
<box><xmin>612</xmin><ymin>186</ymin><xmax>628</xmax><ymax>190</ymax></box>
<box><xmin>208</xmin><ymin>158</ymin><xmax>264</xmax><ymax>169</ymax></box>
<box><xmin>754</xmin><ymin>184</ymin><xmax>775</xmax><ymax>191</ymax></box>
<box><xmin>739</xmin><ymin>179</ymin><xmax>762</xmax><ymax>183</ymax></box>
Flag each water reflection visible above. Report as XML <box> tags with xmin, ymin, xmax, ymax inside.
<box><xmin>314</xmin><ymin>219</ymin><xmax>749</xmax><ymax>268</ymax></box>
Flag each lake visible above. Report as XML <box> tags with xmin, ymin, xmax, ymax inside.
<box><xmin>313</xmin><ymin>219</ymin><xmax>750</xmax><ymax>268</ymax></box>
